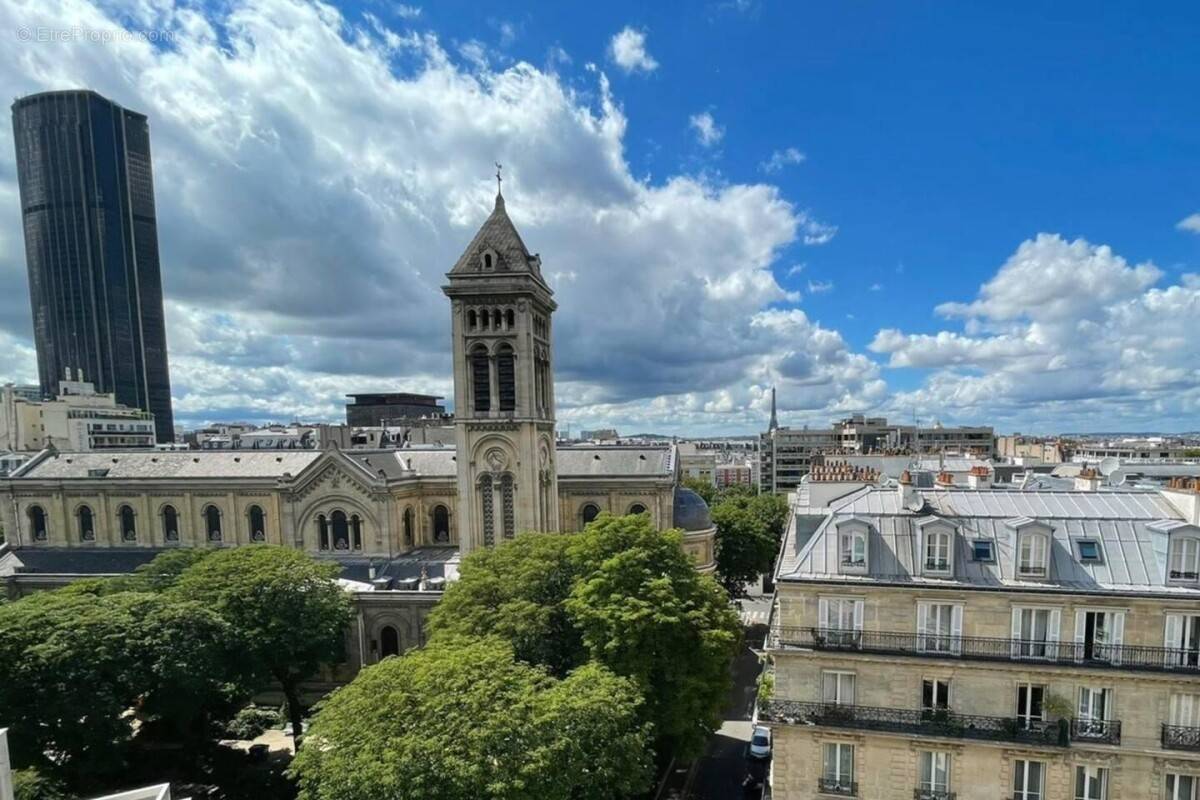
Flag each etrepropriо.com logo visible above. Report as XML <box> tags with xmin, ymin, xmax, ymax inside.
<box><xmin>16</xmin><ymin>26</ymin><xmax>177</xmax><ymax>44</ymax></box>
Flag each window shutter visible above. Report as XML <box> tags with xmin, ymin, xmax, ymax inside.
<box><xmin>1110</xmin><ymin>612</ymin><xmax>1125</xmax><ymax>665</ymax></box>
<box><xmin>1011</xmin><ymin>608</ymin><xmax>1023</xmax><ymax>658</ymax></box>
<box><xmin>1074</xmin><ymin>611</ymin><xmax>1087</xmax><ymax>663</ymax></box>
<box><xmin>917</xmin><ymin>602</ymin><xmax>929</xmax><ymax>636</ymax></box>
<box><xmin>819</xmin><ymin>598</ymin><xmax>829</xmax><ymax>632</ymax></box>
<box><xmin>1048</xmin><ymin>609</ymin><xmax>1061</xmax><ymax>659</ymax></box>
<box><xmin>852</xmin><ymin>600</ymin><xmax>864</xmax><ymax>632</ymax></box>
<box><xmin>951</xmin><ymin>605</ymin><xmax>963</xmax><ymax>655</ymax></box>
<box><xmin>1165</xmin><ymin>614</ymin><xmax>1182</xmax><ymax>667</ymax></box>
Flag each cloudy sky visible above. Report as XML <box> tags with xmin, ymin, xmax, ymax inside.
<box><xmin>1</xmin><ymin>0</ymin><xmax>1198</xmax><ymax>435</ymax></box>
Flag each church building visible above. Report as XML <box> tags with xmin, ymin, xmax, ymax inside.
<box><xmin>0</xmin><ymin>188</ymin><xmax>716</xmax><ymax>679</ymax></box>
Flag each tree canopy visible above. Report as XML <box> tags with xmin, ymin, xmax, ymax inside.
<box><xmin>171</xmin><ymin>545</ymin><xmax>354</xmax><ymax>742</ymax></box>
<box><xmin>429</xmin><ymin>513</ymin><xmax>741</xmax><ymax>759</ymax></box>
<box><xmin>707</xmin><ymin>489</ymin><xmax>789</xmax><ymax>595</ymax></box>
<box><xmin>290</xmin><ymin>638</ymin><xmax>652</xmax><ymax>800</ymax></box>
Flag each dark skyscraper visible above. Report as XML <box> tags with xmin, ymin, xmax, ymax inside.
<box><xmin>12</xmin><ymin>90</ymin><xmax>174</xmax><ymax>442</ymax></box>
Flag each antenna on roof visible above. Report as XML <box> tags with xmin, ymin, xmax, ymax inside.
<box><xmin>1098</xmin><ymin>456</ymin><xmax>1120</xmax><ymax>478</ymax></box>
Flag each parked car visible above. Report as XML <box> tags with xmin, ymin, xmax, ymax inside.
<box><xmin>748</xmin><ymin>725</ymin><xmax>772</xmax><ymax>759</ymax></box>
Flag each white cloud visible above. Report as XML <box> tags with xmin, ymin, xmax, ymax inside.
<box><xmin>806</xmin><ymin>279</ymin><xmax>833</xmax><ymax>294</ymax></box>
<box><xmin>689</xmin><ymin>111</ymin><xmax>724</xmax><ymax>147</ymax></box>
<box><xmin>785</xmin><ymin>263</ymin><xmax>806</xmax><ymax>278</ymax></box>
<box><xmin>393</xmin><ymin>4</ymin><xmax>421</xmax><ymax>19</ymax></box>
<box><xmin>760</xmin><ymin>147</ymin><xmax>805</xmax><ymax>173</ymax></box>
<box><xmin>0</xmin><ymin>0</ymin><xmax>871</xmax><ymax>435</ymax></box>
<box><xmin>608</xmin><ymin>26</ymin><xmax>658</xmax><ymax>73</ymax></box>
<box><xmin>869</xmin><ymin>283</ymin><xmax>883</xmax><ymax>291</ymax></box>
<box><xmin>872</xmin><ymin>233</ymin><xmax>1200</xmax><ymax>430</ymax></box>
<box><xmin>1177</xmin><ymin>213</ymin><xmax>1200</xmax><ymax>234</ymax></box>
<box><xmin>801</xmin><ymin>218</ymin><xmax>837</xmax><ymax>245</ymax></box>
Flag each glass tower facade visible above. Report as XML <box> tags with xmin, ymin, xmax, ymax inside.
<box><xmin>12</xmin><ymin>90</ymin><xmax>174</xmax><ymax>442</ymax></box>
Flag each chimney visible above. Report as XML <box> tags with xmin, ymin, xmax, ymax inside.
<box><xmin>897</xmin><ymin>469</ymin><xmax>921</xmax><ymax>510</ymax></box>
<box><xmin>1162</xmin><ymin>477</ymin><xmax>1200</xmax><ymax>525</ymax></box>
<box><xmin>967</xmin><ymin>465</ymin><xmax>992</xmax><ymax>490</ymax></box>
<box><xmin>1075</xmin><ymin>466</ymin><xmax>1101</xmax><ymax>492</ymax></box>
<box><xmin>935</xmin><ymin>471</ymin><xmax>955</xmax><ymax>488</ymax></box>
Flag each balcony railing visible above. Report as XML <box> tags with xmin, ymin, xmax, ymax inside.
<box><xmin>761</xmin><ymin>700</ymin><xmax>1070</xmax><ymax>747</ymax></box>
<box><xmin>1162</xmin><ymin>724</ymin><xmax>1200</xmax><ymax>751</ymax></box>
<box><xmin>817</xmin><ymin>777</ymin><xmax>857</xmax><ymax>796</ymax></box>
<box><xmin>1069</xmin><ymin>717</ymin><xmax>1122</xmax><ymax>746</ymax></box>
<box><xmin>914</xmin><ymin>790</ymin><xmax>955</xmax><ymax>800</ymax></box>
<box><xmin>770</xmin><ymin>625</ymin><xmax>1200</xmax><ymax>674</ymax></box>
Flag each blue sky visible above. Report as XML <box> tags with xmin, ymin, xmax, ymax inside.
<box><xmin>0</xmin><ymin>0</ymin><xmax>1198</xmax><ymax>434</ymax></box>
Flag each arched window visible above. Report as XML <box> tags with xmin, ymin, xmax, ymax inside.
<box><xmin>471</xmin><ymin>345</ymin><xmax>491</xmax><ymax>412</ymax></box>
<box><xmin>480</xmin><ymin>473</ymin><xmax>495</xmax><ymax>547</ymax></box>
<box><xmin>581</xmin><ymin>503</ymin><xmax>601</xmax><ymax>526</ymax></box>
<box><xmin>77</xmin><ymin>505</ymin><xmax>95</xmax><ymax>542</ymax></box>
<box><xmin>204</xmin><ymin>505</ymin><xmax>222</xmax><ymax>543</ymax></box>
<box><xmin>380</xmin><ymin>625</ymin><xmax>400</xmax><ymax>658</ymax></box>
<box><xmin>118</xmin><ymin>505</ymin><xmax>136</xmax><ymax>543</ymax></box>
<box><xmin>248</xmin><ymin>505</ymin><xmax>266</xmax><ymax>542</ymax></box>
<box><xmin>496</xmin><ymin>344</ymin><xmax>516</xmax><ymax>412</ymax></box>
<box><xmin>505</xmin><ymin>308</ymin><xmax>515</xmax><ymax>329</ymax></box>
<box><xmin>403</xmin><ymin>507</ymin><xmax>414</xmax><ymax>546</ymax></box>
<box><xmin>492</xmin><ymin>309</ymin><xmax>502</xmax><ymax>329</ymax></box>
<box><xmin>162</xmin><ymin>505</ymin><xmax>179</xmax><ymax>542</ymax></box>
<box><xmin>482</xmin><ymin>252</ymin><xmax>493</xmax><ymax>270</ymax></box>
<box><xmin>628</xmin><ymin>503</ymin><xmax>648</xmax><ymax>516</ymax></box>
<box><xmin>501</xmin><ymin>474</ymin><xmax>515</xmax><ymax>539</ymax></box>
<box><xmin>28</xmin><ymin>505</ymin><xmax>48</xmax><ymax>542</ymax></box>
<box><xmin>317</xmin><ymin>514</ymin><xmax>329</xmax><ymax>551</ymax></box>
<box><xmin>351</xmin><ymin>514</ymin><xmax>363</xmax><ymax>551</ymax></box>
<box><xmin>467</xmin><ymin>309</ymin><xmax>477</xmax><ymax>330</ymax></box>
<box><xmin>433</xmin><ymin>505</ymin><xmax>450</xmax><ymax>543</ymax></box>
<box><xmin>331</xmin><ymin>510</ymin><xmax>350</xmax><ymax>550</ymax></box>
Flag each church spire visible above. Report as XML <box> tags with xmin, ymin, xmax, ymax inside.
<box><xmin>768</xmin><ymin>386</ymin><xmax>779</xmax><ymax>431</ymax></box>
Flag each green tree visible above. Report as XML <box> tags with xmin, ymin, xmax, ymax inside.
<box><xmin>290</xmin><ymin>638</ymin><xmax>652</xmax><ymax>800</ymax></box>
<box><xmin>133</xmin><ymin>548</ymin><xmax>212</xmax><ymax>591</ymax></box>
<box><xmin>171</xmin><ymin>545</ymin><xmax>353</xmax><ymax>745</ymax></box>
<box><xmin>426</xmin><ymin>533</ymin><xmax>587</xmax><ymax>676</ymax></box>
<box><xmin>566</xmin><ymin>514</ymin><xmax>741</xmax><ymax>757</ymax></box>
<box><xmin>710</xmin><ymin>502</ymin><xmax>777</xmax><ymax>596</ymax></box>
<box><xmin>12</xmin><ymin>768</ymin><xmax>71</xmax><ymax>800</ymax></box>
<box><xmin>0</xmin><ymin>590</ymin><xmax>240</xmax><ymax>783</ymax></box>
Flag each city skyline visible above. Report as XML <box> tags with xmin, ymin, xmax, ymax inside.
<box><xmin>0</xmin><ymin>1</ymin><xmax>1198</xmax><ymax>437</ymax></box>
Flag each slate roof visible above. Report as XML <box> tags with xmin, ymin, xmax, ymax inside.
<box><xmin>778</xmin><ymin>486</ymin><xmax>1200</xmax><ymax>596</ymax></box>
<box><xmin>13</xmin><ymin>451</ymin><xmax>322</xmax><ymax>480</ymax></box>
<box><xmin>0</xmin><ymin>546</ymin><xmax>166</xmax><ymax>576</ymax></box>
<box><xmin>449</xmin><ymin>193</ymin><xmax>542</xmax><ymax>277</ymax></box>
<box><xmin>555</xmin><ymin>446</ymin><xmax>675</xmax><ymax>478</ymax></box>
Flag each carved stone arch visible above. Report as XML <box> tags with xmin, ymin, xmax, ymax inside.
<box><xmin>470</xmin><ymin>434</ymin><xmax>518</xmax><ymax>473</ymax></box>
<box><xmin>297</xmin><ymin>494</ymin><xmax>379</xmax><ymax>552</ymax></box>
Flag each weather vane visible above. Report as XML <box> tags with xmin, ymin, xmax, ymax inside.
<box><xmin>495</xmin><ymin>162</ymin><xmax>503</xmax><ymax>194</ymax></box>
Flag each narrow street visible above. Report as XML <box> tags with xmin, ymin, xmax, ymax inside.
<box><xmin>684</xmin><ymin>590</ymin><xmax>772</xmax><ymax>800</ymax></box>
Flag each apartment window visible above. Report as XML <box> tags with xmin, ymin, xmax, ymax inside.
<box><xmin>971</xmin><ymin>539</ymin><xmax>994</xmax><ymax>562</ymax></box>
<box><xmin>1170</xmin><ymin>536</ymin><xmax>1200</xmax><ymax>582</ymax></box>
<box><xmin>923</xmin><ymin>529</ymin><xmax>952</xmax><ymax>573</ymax></box>
<box><xmin>1075</xmin><ymin>686</ymin><xmax>1112</xmax><ymax>739</ymax></box>
<box><xmin>1016</xmin><ymin>683</ymin><xmax>1045</xmax><ymax>729</ymax></box>
<box><xmin>922</xmin><ymin>678</ymin><xmax>950</xmax><ymax>715</ymax></box>
<box><xmin>1018</xmin><ymin>532</ymin><xmax>1050</xmax><ymax>577</ymax></box>
<box><xmin>1166</xmin><ymin>775</ymin><xmax>1197</xmax><ymax>800</ymax></box>
<box><xmin>1012</xmin><ymin>607</ymin><xmax>1060</xmax><ymax>659</ymax></box>
<box><xmin>1170</xmin><ymin>693</ymin><xmax>1200</xmax><ymax>728</ymax></box>
<box><xmin>821</xmin><ymin>742</ymin><xmax>855</xmax><ymax>794</ymax></box>
<box><xmin>1013</xmin><ymin>759</ymin><xmax>1044</xmax><ymax>800</ymax></box>
<box><xmin>1076</xmin><ymin>539</ymin><xmax>1103</xmax><ymax>563</ymax></box>
<box><xmin>1074</xmin><ymin>765</ymin><xmax>1107</xmax><ymax>800</ymax></box>
<box><xmin>818</xmin><ymin>597</ymin><xmax>864</xmax><ymax>647</ymax></box>
<box><xmin>822</xmin><ymin>671</ymin><xmax>855</xmax><ymax>705</ymax></box>
<box><xmin>1165</xmin><ymin>614</ymin><xmax>1200</xmax><ymax>668</ymax></box>
<box><xmin>917</xmin><ymin>751</ymin><xmax>950</xmax><ymax>799</ymax></box>
<box><xmin>839</xmin><ymin>529</ymin><xmax>867</xmax><ymax>571</ymax></box>
<box><xmin>1074</xmin><ymin>610</ymin><xmax>1124</xmax><ymax>664</ymax></box>
<box><xmin>918</xmin><ymin>602</ymin><xmax>962</xmax><ymax>654</ymax></box>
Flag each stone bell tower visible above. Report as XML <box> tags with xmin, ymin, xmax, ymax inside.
<box><xmin>442</xmin><ymin>185</ymin><xmax>559</xmax><ymax>553</ymax></box>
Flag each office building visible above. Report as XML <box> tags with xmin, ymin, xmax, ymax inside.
<box><xmin>12</xmin><ymin>90</ymin><xmax>174</xmax><ymax>442</ymax></box>
<box><xmin>345</xmin><ymin>393</ymin><xmax>448</xmax><ymax>427</ymax></box>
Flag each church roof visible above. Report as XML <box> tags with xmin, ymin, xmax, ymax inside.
<box><xmin>449</xmin><ymin>192</ymin><xmax>543</xmax><ymax>277</ymax></box>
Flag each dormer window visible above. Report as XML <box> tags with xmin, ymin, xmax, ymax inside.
<box><xmin>924</xmin><ymin>530</ymin><xmax>952</xmax><ymax>573</ymax></box>
<box><xmin>837</xmin><ymin>522</ymin><xmax>869</xmax><ymax>573</ymax></box>
<box><xmin>1076</xmin><ymin>539</ymin><xmax>1103</xmax><ymax>564</ymax></box>
<box><xmin>1018</xmin><ymin>532</ymin><xmax>1049</xmax><ymax>578</ymax></box>
<box><xmin>972</xmin><ymin>540</ymin><xmax>995</xmax><ymax>562</ymax></box>
<box><xmin>1170</xmin><ymin>536</ymin><xmax>1200</xmax><ymax>582</ymax></box>
<box><xmin>480</xmin><ymin>249</ymin><xmax>497</xmax><ymax>271</ymax></box>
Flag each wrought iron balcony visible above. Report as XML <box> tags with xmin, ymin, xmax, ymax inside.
<box><xmin>769</xmin><ymin>625</ymin><xmax>1200</xmax><ymax>675</ymax></box>
<box><xmin>761</xmin><ymin>700</ymin><xmax>1073</xmax><ymax>747</ymax></box>
<box><xmin>1162</xmin><ymin>724</ymin><xmax>1200</xmax><ymax>751</ymax></box>
<box><xmin>817</xmin><ymin>777</ymin><xmax>857</xmax><ymax>796</ymax></box>
<box><xmin>913</xmin><ymin>790</ymin><xmax>955</xmax><ymax>800</ymax></box>
<box><xmin>1069</xmin><ymin>717</ymin><xmax>1122</xmax><ymax>745</ymax></box>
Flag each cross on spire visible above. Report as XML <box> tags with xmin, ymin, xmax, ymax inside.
<box><xmin>495</xmin><ymin>162</ymin><xmax>503</xmax><ymax>196</ymax></box>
